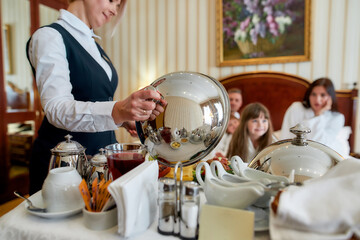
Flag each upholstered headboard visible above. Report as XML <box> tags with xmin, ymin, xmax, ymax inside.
<box><xmin>219</xmin><ymin>71</ymin><xmax>358</xmax><ymax>152</ymax></box>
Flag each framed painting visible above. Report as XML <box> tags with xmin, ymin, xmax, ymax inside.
<box><xmin>2</xmin><ymin>24</ymin><xmax>12</xmax><ymax>74</ymax></box>
<box><xmin>216</xmin><ymin>0</ymin><xmax>311</xmax><ymax>66</ymax></box>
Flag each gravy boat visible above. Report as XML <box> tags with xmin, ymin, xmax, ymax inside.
<box><xmin>196</xmin><ymin>162</ymin><xmax>266</xmax><ymax>209</ymax></box>
<box><xmin>209</xmin><ymin>160</ymin><xmax>278</xmax><ymax>208</ymax></box>
<box><xmin>209</xmin><ymin>160</ymin><xmax>248</xmax><ymax>184</ymax></box>
<box><xmin>231</xmin><ymin>156</ymin><xmax>290</xmax><ymax>183</ymax></box>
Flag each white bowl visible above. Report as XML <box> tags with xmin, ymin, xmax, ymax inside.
<box><xmin>83</xmin><ymin>207</ymin><xmax>118</xmax><ymax>230</ymax></box>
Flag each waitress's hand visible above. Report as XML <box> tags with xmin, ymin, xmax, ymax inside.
<box><xmin>314</xmin><ymin>97</ymin><xmax>332</xmax><ymax>116</ymax></box>
<box><xmin>112</xmin><ymin>88</ymin><xmax>167</xmax><ymax>124</ymax></box>
<box><xmin>122</xmin><ymin>121</ymin><xmax>138</xmax><ymax>137</ymax></box>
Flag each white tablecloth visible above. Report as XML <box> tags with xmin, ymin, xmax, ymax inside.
<box><xmin>0</xmin><ymin>194</ymin><xmax>269</xmax><ymax>240</ymax></box>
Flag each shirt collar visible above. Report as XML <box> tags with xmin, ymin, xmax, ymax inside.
<box><xmin>58</xmin><ymin>9</ymin><xmax>101</xmax><ymax>39</ymax></box>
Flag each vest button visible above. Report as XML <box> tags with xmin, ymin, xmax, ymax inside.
<box><xmin>108</xmin><ymin>97</ymin><xmax>113</xmax><ymax>101</ymax></box>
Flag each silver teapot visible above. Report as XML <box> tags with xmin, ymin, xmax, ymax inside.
<box><xmin>48</xmin><ymin>134</ymin><xmax>88</xmax><ymax>178</ymax></box>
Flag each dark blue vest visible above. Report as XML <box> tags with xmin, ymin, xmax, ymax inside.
<box><xmin>27</xmin><ymin>23</ymin><xmax>118</xmax><ymax>157</ymax></box>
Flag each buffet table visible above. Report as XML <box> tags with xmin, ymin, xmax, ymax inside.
<box><xmin>0</xmin><ymin>192</ymin><xmax>270</xmax><ymax>240</ymax></box>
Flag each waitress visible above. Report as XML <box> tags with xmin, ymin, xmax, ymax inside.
<box><xmin>26</xmin><ymin>0</ymin><xmax>166</xmax><ymax>194</ymax></box>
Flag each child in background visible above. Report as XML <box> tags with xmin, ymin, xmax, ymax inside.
<box><xmin>207</xmin><ymin>114</ymin><xmax>240</xmax><ymax>159</ymax></box>
<box><xmin>227</xmin><ymin>103</ymin><xmax>274</xmax><ymax>162</ymax></box>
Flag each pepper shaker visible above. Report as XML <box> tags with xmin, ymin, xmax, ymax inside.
<box><xmin>86</xmin><ymin>148</ymin><xmax>108</xmax><ymax>189</ymax></box>
<box><xmin>158</xmin><ymin>177</ymin><xmax>176</xmax><ymax>235</ymax></box>
<box><xmin>180</xmin><ymin>181</ymin><xmax>200</xmax><ymax>240</ymax></box>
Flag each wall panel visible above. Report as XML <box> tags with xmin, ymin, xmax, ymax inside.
<box><xmin>311</xmin><ymin>0</ymin><xmax>330</xmax><ymax>82</ymax></box>
<box><xmin>327</xmin><ymin>0</ymin><xmax>345</xmax><ymax>88</ymax></box>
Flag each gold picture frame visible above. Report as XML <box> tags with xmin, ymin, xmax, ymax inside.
<box><xmin>2</xmin><ymin>24</ymin><xmax>12</xmax><ymax>74</ymax></box>
<box><xmin>216</xmin><ymin>0</ymin><xmax>311</xmax><ymax>66</ymax></box>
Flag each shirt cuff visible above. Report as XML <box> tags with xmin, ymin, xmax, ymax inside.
<box><xmin>91</xmin><ymin>101</ymin><xmax>119</xmax><ymax>131</ymax></box>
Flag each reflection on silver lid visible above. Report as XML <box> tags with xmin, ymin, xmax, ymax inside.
<box><xmin>136</xmin><ymin>71</ymin><xmax>230</xmax><ymax>167</ymax></box>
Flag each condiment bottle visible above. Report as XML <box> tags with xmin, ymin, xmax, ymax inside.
<box><xmin>158</xmin><ymin>177</ymin><xmax>176</xmax><ymax>235</ymax></box>
<box><xmin>180</xmin><ymin>181</ymin><xmax>200</xmax><ymax>240</ymax></box>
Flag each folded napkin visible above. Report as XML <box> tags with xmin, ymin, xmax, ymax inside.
<box><xmin>271</xmin><ymin>158</ymin><xmax>360</xmax><ymax>239</ymax></box>
<box><xmin>108</xmin><ymin>161</ymin><xmax>158</xmax><ymax>238</ymax></box>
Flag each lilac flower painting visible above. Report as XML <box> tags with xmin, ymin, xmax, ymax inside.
<box><xmin>217</xmin><ymin>0</ymin><xmax>310</xmax><ymax>66</ymax></box>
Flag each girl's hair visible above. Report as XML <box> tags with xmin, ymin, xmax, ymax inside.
<box><xmin>226</xmin><ymin>103</ymin><xmax>273</xmax><ymax>162</ymax></box>
<box><xmin>302</xmin><ymin>77</ymin><xmax>338</xmax><ymax>111</ymax></box>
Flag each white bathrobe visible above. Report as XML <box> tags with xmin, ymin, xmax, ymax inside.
<box><xmin>280</xmin><ymin>102</ymin><xmax>347</xmax><ymax>156</ymax></box>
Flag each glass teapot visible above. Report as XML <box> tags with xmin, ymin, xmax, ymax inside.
<box><xmin>48</xmin><ymin>134</ymin><xmax>88</xmax><ymax>178</ymax></box>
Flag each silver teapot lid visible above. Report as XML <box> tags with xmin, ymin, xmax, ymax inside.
<box><xmin>90</xmin><ymin>148</ymin><xmax>107</xmax><ymax>165</ymax></box>
<box><xmin>51</xmin><ymin>134</ymin><xmax>85</xmax><ymax>154</ymax></box>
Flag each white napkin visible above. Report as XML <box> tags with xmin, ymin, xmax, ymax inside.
<box><xmin>270</xmin><ymin>158</ymin><xmax>360</xmax><ymax>239</ymax></box>
<box><xmin>108</xmin><ymin>161</ymin><xmax>159</xmax><ymax>238</ymax></box>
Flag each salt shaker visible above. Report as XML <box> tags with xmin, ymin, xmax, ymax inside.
<box><xmin>158</xmin><ymin>177</ymin><xmax>176</xmax><ymax>235</ymax></box>
<box><xmin>180</xmin><ymin>181</ymin><xmax>200</xmax><ymax>240</ymax></box>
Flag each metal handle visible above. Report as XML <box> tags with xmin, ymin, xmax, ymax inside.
<box><xmin>290</xmin><ymin>124</ymin><xmax>311</xmax><ymax>146</ymax></box>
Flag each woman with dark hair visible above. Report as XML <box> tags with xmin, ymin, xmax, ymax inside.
<box><xmin>280</xmin><ymin>78</ymin><xmax>346</xmax><ymax>155</ymax></box>
<box><xmin>302</xmin><ymin>78</ymin><xmax>338</xmax><ymax>113</ymax></box>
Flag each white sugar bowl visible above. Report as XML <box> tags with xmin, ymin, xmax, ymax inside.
<box><xmin>42</xmin><ymin>166</ymin><xmax>84</xmax><ymax>212</ymax></box>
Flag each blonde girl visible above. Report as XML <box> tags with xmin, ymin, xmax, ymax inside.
<box><xmin>227</xmin><ymin>103</ymin><xmax>274</xmax><ymax>162</ymax></box>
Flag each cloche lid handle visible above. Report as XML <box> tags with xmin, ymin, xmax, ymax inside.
<box><xmin>290</xmin><ymin>124</ymin><xmax>311</xmax><ymax>146</ymax></box>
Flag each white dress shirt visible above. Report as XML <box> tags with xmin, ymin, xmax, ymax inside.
<box><xmin>28</xmin><ymin>9</ymin><xmax>118</xmax><ymax>132</ymax></box>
